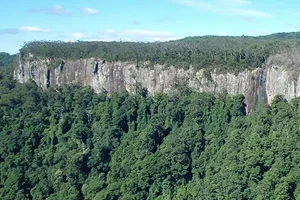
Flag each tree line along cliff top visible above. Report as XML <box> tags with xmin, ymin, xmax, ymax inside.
<box><xmin>19</xmin><ymin>31</ymin><xmax>300</xmax><ymax>72</ymax></box>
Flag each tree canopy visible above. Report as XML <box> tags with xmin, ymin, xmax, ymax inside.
<box><xmin>0</xmin><ymin>53</ymin><xmax>16</xmax><ymax>69</ymax></box>
<box><xmin>1</xmin><ymin>65</ymin><xmax>300</xmax><ymax>199</ymax></box>
<box><xmin>20</xmin><ymin>32</ymin><xmax>300</xmax><ymax>72</ymax></box>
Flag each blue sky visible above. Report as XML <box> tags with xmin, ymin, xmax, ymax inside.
<box><xmin>1</xmin><ymin>0</ymin><xmax>300</xmax><ymax>54</ymax></box>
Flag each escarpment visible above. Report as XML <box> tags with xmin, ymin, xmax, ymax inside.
<box><xmin>14</xmin><ymin>51</ymin><xmax>300</xmax><ymax>113</ymax></box>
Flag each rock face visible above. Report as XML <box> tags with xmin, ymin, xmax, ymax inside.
<box><xmin>14</xmin><ymin>54</ymin><xmax>300</xmax><ymax>113</ymax></box>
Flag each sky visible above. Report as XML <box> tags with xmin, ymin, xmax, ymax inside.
<box><xmin>1</xmin><ymin>0</ymin><xmax>300</xmax><ymax>54</ymax></box>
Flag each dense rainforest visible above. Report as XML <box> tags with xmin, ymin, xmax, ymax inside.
<box><xmin>20</xmin><ymin>32</ymin><xmax>300</xmax><ymax>72</ymax></box>
<box><xmin>0</xmin><ymin>53</ymin><xmax>16</xmax><ymax>69</ymax></box>
<box><xmin>1</xmin><ymin>62</ymin><xmax>300</xmax><ymax>199</ymax></box>
<box><xmin>2</xmin><ymin>32</ymin><xmax>300</xmax><ymax>199</ymax></box>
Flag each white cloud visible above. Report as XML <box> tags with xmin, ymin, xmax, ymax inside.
<box><xmin>71</xmin><ymin>33</ymin><xmax>85</xmax><ymax>40</ymax></box>
<box><xmin>47</xmin><ymin>4</ymin><xmax>71</xmax><ymax>16</ymax></box>
<box><xmin>19</xmin><ymin>26</ymin><xmax>50</xmax><ymax>32</ymax></box>
<box><xmin>29</xmin><ymin>4</ymin><xmax>71</xmax><ymax>16</ymax></box>
<box><xmin>61</xmin><ymin>30</ymin><xmax>179</xmax><ymax>43</ymax></box>
<box><xmin>233</xmin><ymin>8</ymin><xmax>270</xmax><ymax>17</ymax></box>
<box><xmin>97</xmin><ymin>29</ymin><xmax>180</xmax><ymax>42</ymax></box>
<box><xmin>218</xmin><ymin>32</ymin><xmax>229</xmax><ymax>36</ymax></box>
<box><xmin>0</xmin><ymin>26</ymin><xmax>50</xmax><ymax>34</ymax></box>
<box><xmin>64</xmin><ymin>32</ymin><xmax>85</xmax><ymax>42</ymax></box>
<box><xmin>82</xmin><ymin>7</ymin><xmax>98</xmax><ymax>15</ymax></box>
<box><xmin>176</xmin><ymin>0</ymin><xmax>271</xmax><ymax>18</ymax></box>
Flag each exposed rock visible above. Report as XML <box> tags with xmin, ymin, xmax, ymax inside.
<box><xmin>14</xmin><ymin>53</ymin><xmax>300</xmax><ymax>113</ymax></box>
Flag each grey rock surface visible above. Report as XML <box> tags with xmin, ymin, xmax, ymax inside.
<box><xmin>15</xmin><ymin>54</ymin><xmax>300</xmax><ymax>113</ymax></box>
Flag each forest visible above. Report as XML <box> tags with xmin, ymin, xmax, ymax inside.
<box><xmin>19</xmin><ymin>32</ymin><xmax>300</xmax><ymax>72</ymax></box>
<box><xmin>1</xmin><ymin>61</ymin><xmax>300</xmax><ymax>199</ymax></box>
<box><xmin>2</xmin><ymin>33</ymin><xmax>300</xmax><ymax>199</ymax></box>
<box><xmin>0</xmin><ymin>53</ymin><xmax>16</xmax><ymax>69</ymax></box>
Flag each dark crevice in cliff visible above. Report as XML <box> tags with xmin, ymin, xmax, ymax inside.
<box><xmin>108</xmin><ymin>64</ymin><xmax>114</xmax><ymax>93</ymax></box>
<box><xmin>94</xmin><ymin>62</ymin><xmax>99</xmax><ymax>74</ymax></box>
<box><xmin>46</xmin><ymin>69</ymin><xmax>51</xmax><ymax>88</ymax></box>
<box><xmin>260</xmin><ymin>70</ymin><xmax>269</xmax><ymax>105</ymax></box>
<box><xmin>102</xmin><ymin>87</ymin><xmax>108</xmax><ymax>94</ymax></box>
<box><xmin>294</xmin><ymin>81</ymin><xmax>297</xmax><ymax>98</ymax></box>
<box><xmin>21</xmin><ymin>65</ymin><xmax>25</xmax><ymax>77</ymax></box>
<box><xmin>60</xmin><ymin>61</ymin><xmax>65</xmax><ymax>72</ymax></box>
<box><xmin>30</xmin><ymin>65</ymin><xmax>36</xmax><ymax>78</ymax></box>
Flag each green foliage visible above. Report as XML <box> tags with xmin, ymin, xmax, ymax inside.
<box><xmin>1</xmin><ymin>67</ymin><xmax>300</xmax><ymax>199</ymax></box>
<box><xmin>19</xmin><ymin>33</ymin><xmax>300</xmax><ymax>72</ymax></box>
<box><xmin>0</xmin><ymin>52</ymin><xmax>16</xmax><ymax>68</ymax></box>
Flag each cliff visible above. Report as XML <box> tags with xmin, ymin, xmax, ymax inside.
<box><xmin>14</xmin><ymin>53</ymin><xmax>300</xmax><ymax>113</ymax></box>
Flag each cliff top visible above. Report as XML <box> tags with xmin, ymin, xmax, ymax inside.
<box><xmin>19</xmin><ymin>31</ymin><xmax>300</xmax><ymax>72</ymax></box>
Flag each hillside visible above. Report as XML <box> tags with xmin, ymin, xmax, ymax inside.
<box><xmin>20</xmin><ymin>32</ymin><xmax>300</xmax><ymax>72</ymax></box>
<box><xmin>0</xmin><ymin>53</ymin><xmax>16</xmax><ymax>69</ymax></box>
<box><xmin>15</xmin><ymin>32</ymin><xmax>300</xmax><ymax>114</ymax></box>
<box><xmin>4</xmin><ymin>31</ymin><xmax>300</xmax><ymax>199</ymax></box>
<box><xmin>2</xmin><ymin>66</ymin><xmax>300</xmax><ymax>199</ymax></box>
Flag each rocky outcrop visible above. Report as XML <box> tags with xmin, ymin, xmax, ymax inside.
<box><xmin>14</xmin><ymin>53</ymin><xmax>300</xmax><ymax>113</ymax></box>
